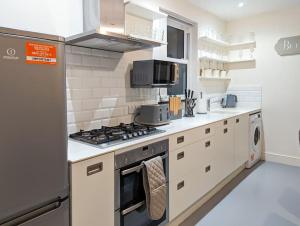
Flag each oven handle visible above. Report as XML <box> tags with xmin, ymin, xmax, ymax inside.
<box><xmin>121</xmin><ymin>201</ymin><xmax>145</xmax><ymax>216</ymax></box>
<box><xmin>121</xmin><ymin>154</ymin><xmax>168</xmax><ymax>176</ymax></box>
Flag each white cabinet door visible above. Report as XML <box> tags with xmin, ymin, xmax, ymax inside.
<box><xmin>215</xmin><ymin>119</ymin><xmax>235</xmax><ymax>183</ymax></box>
<box><xmin>71</xmin><ymin>153</ymin><xmax>114</xmax><ymax>226</ymax></box>
<box><xmin>234</xmin><ymin>114</ymin><xmax>249</xmax><ymax>169</ymax></box>
<box><xmin>169</xmin><ymin>129</ymin><xmax>218</xmax><ymax>221</ymax></box>
<box><xmin>169</xmin><ymin>171</ymin><xmax>201</xmax><ymax>221</ymax></box>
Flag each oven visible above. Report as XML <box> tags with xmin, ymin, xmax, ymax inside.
<box><xmin>114</xmin><ymin>139</ymin><xmax>169</xmax><ymax>226</ymax></box>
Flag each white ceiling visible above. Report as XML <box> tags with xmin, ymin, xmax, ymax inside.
<box><xmin>189</xmin><ymin>0</ymin><xmax>300</xmax><ymax>21</ymax></box>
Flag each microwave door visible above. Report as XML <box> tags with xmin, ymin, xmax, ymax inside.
<box><xmin>154</xmin><ymin>61</ymin><xmax>170</xmax><ymax>85</ymax></box>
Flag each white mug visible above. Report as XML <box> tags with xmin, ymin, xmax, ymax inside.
<box><xmin>220</xmin><ymin>70</ymin><xmax>227</xmax><ymax>78</ymax></box>
<box><xmin>204</xmin><ymin>69</ymin><xmax>212</xmax><ymax>77</ymax></box>
<box><xmin>213</xmin><ymin>70</ymin><xmax>220</xmax><ymax>77</ymax></box>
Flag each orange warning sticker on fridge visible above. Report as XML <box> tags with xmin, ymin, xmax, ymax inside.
<box><xmin>26</xmin><ymin>42</ymin><xmax>57</xmax><ymax>65</ymax></box>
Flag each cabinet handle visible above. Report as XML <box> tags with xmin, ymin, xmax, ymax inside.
<box><xmin>87</xmin><ymin>162</ymin><xmax>103</xmax><ymax>176</ymax></box>
<box><xmin>205</xmin><ymin>128</ymin><xmax>211</xmax><ymax>134</ymax></box>
<box><xmin>205</xmin><ymin>141</ymin><xmax>211</xmax><ymax>148</ymax></box>
<box><xmin>224</xmin><ymin>128</ymin><xmax>228</xmax><ymax>134</ymax></box>
<box><xmin>224</xmin><ymin>120</ymin><xmax>228</xmax><ymax>125</ymax></box>
<box><xmin>205</xmin><ymin>165</ymin><xmax>211</xmax><ymax>173</ymax></box>
<box><xmin>177</xmin><ymin>136</ymin><xmax>185</xmax><ymax>144</ymax></box>
<box><xmin>177</xmin><ymin>181</ymin><xmax>185</xmax><ymax>190</ymax></box>
<box><xmin>177</xmin><ymin>152</ymin><xmax>185</xmax><ymax>160</ymax></box>
<box><xmin>236</xmin><ymin>118</ymin><xmax>240</xmax><ymax>123</ymax></box>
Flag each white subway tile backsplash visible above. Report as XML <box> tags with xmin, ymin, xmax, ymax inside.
<box><xmin>66</xmin><ymin>48</ymin><xmax>158</xmax><ymax>134</ymax></box>
<box><xmin>69</xmin><ymin>89</ymin><xmax>92</xmax><ymax>100</ymax></box>
<box><xmin>67</xmin><ymin>77</ymin><xmax>82</xmax><ymax>89</ymax></box>
<box><xmin>82</xmin><ymin>55</ymin><xmax>102</xmax><ymax>67</ymax></box>
<box><xmin>92</xmin><ymin>88</ymin><xmax>110</xmax><ymax>98</ymax></box>
<box><xmin>101</xmin><ymin>97</ymin><xmax>125</xmax><ymax>108</ymax></box>
<box><xmin>67</xmin><ymin>100</ymin><xmax>82</xmax><ymax>112</ymax></box>
<box><xmin>66</xmin><ymin>54</ymin><xmax>82</xmax><ymax>65</ymax></box>
<box><xmin>82</xmin><ymin>99</ymin><xmax>101</xmax><ymax>110</ymax></box>
<box><xmin>82</xmin><ymin>78</ymin><xmax>102</xmax><ymax>88</ymax></box>
<box><xmin>101</xmin><ymin>118</ymin><xmax>119</xmax><ymax>127</ymax></box>
<box><xmin>67</xmin><ymin>111</ymin><xmax>93</xmax><ymax>123</ymax></box>
<box><xmin>70</xmin><ymin>66</ymin><xmax>92</xmax><ymax>77</ymax></box>
<box><xmin>226</xmin><ymin>86</ymin><xmax>262</xmax><ymax>108</ymax></box>
<box><xmin>71</xmin><ymin>46</ymin><xmax>92</xmax><ymax>55</ymax></box>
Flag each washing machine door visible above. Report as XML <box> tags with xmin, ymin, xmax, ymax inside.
<box><xmin>251</xmin><ymin>123</ymin><xmax>261</xmax><ymax>156</ymax></box>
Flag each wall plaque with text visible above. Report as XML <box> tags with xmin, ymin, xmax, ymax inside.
<box><xmin>275</xmin><ymin>35</ymin><xmax>300</xmax><ymax>56</ymax></box>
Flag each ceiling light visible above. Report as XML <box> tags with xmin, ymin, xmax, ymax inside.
<box><xmin>238</xmin><ymin>2</ymin><xmax>244</xmax><ymax>8</ymax></box>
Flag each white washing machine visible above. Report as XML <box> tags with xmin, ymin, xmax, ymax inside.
<box><xmin>246</xmin><ymin>112</ymin><xmax>262</xmax><ymax>168</ymax></box>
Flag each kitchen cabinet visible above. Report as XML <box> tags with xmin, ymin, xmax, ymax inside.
<box><xmin>169</xmin><ymin>123</ymin><xmax>216</xmax><ymax>151</ymax></box>
<box><xmin>169</xmin><ymin>124</ymin><xmax>218</xmax><ymax>221</ymax></box>
<box><xmin>234</xmin><ymin>114</ymin><xmax>249</xmax><ymax>169</ymax></box>
<box><xmin>168</xmin><ymin>114</ymin><xmax>250</xmax><ymax>221</ymax></box>
<box><xmin>125</xmin><ymin>1</ymin><xmax>168</xmax><ymax>44</ymax></box>
<box><xmin>215</xmin><ymin>119</ymin><xmax>235</xmax><ymax>183</ymax></box>
<box><xmin>70</xmin><ymin>153</ymin><xmax>114</xmax><ymax>226</ymax></box>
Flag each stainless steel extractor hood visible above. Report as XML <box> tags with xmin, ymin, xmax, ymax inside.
<box><xmin>66</xmin><ymin>0</ymin><xmax>164</xmax><ymax>53</ymax></box>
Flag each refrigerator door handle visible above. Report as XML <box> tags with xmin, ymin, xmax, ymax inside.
<box><xmin>0</xmin><ymin>198</ymin><xmax>66</xmax><ymax>226</ymax></box>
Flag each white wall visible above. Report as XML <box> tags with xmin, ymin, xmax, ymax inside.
<box><xmin>227</xmin><ymin>7</ymin><xmax>300</xmax><ymax>165</ymax></box>
<box><xmin>0</xmin><ymin>0</ymin><xmax>82</xmax><ymax>37</ymax></box>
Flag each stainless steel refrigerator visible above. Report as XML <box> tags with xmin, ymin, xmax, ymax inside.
<box><xmin>0</xmin><ymin>27</ymin><xmax>69</xmax><ymax>226</ymax></box>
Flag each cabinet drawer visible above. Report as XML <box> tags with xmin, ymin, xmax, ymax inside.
<box><xmin>199</xmin><ymin>124</ymin><xmax>216</xmax><ymax>138</ymax></box>
<box><xmin>169</xmin><ymin>160</ymin><xmax>217</xmax><ymax>221</ymax></box>
<box><xmin>169</xmin><ymin>141</ymin><xmax>201</xmax><ymax>181</ymax></box>
<box><xmin>169</xmin><ymin>172</ymin><xmax>201</xmax><ymax>221</ymax></box>
<box><xmin>218</xmin><ymin>118</ymin><xmax>235</xmax><ymax>128</ymax></box>
<box><xmin>169</xmin><ymin>123</ymin><xmax>216</xmax><ymax>151</ymax></box>
<box><xmin>71</xmin><ymin>153</ymin><xmax>114</xmax><ymax>226</ymax></box>
<box><xmin>169</xmin><ymin>136</ymin><xmax>216</xmax><ymax>181</ymax></box>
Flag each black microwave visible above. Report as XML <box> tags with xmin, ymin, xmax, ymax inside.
<box><xmin>131</xmin><ymin>60</ymin><xmax>180</xmax><ymax>88</ymax></box>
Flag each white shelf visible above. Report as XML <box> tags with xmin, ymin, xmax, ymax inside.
<box><xmin>125</xmin><ymin>2</ymin><xmax>168</xmax><ymax>20</ymax></box>
<box><xmin>199</xmin><ymin>36</ymin><xmax>229</xmax><ymax>47</ymax></box>
<box><xmin>198</xmin><ymin>76</ymin><xmax>231</xmax><ymax>81</ymax></box>
<box><xmin>199</xmin><ymin>36</ymin><xmax>256</xmax><ymax>50</ymax></box>
<box><xmin>228</xmin><ymin>58</ymin><xmax>256</xmax><ymax>63</ymax></box>
<box><xmin>230</xmin><ymin>41</ymin><xmax>256</xmax><ymax>49</ymax></box>
<box><xmin>199</xmin><ymin>56</ymin><xmax>255</xmax><ymax>64</ymax></box>
<box><xmin>199</xmin><ymin>56</ymin><xmax>229</xmax><ymax>63</ymax></box>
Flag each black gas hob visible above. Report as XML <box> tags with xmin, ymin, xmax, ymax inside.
<box><xmin>69</xmin><ymin>123</ymin><xmax>165</xmax><ymax>147</ymax></box>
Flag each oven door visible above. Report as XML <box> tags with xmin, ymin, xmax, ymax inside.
<box><xmin>153</xmin><ymin>61</ymin><xmax>179</xmax><ymax>86</ymax></box>
<box><xmin>116</xmin><ymin>158</ymin><xmax>168</xmax><ymax>226</ymax></box>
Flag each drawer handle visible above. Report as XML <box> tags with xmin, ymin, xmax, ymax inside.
<box><xmin>205</xmin><ymin>128</ymin><xmax>210</xmax><ymax>134</ymax></box>
<box><xmin>177</xmin><ymin>152</ymin><xmax>185</xmax><ymax>160</ymax></box>
<box><xmin>87</xmin><ymin>162</ymin><xmax>103</xmax><ymax>176</ymax></box>
<box><xmin>224</xmin><ymin>120</ymin><xmax>228</xmax><ymax>125</ymax></box>
<box><xmin>205</xmin><ymin>165</ymin><xmax>211</xmax><ymax>173</ymax></box>
<box><xmin>224</xmin><ymin>128</ymin><xmax>228</xmax><ymax>134</ymax></box>
<box><xmin>177</xmin><ymin>136</ymin><xmax>185</xmax><ymax>144</ymax></box>
<box><xmin>236</xmin><ymin>118</ymin><xmax>240</xmax><ymax>123</ymax></box>
<box><xmin>205</xmin><ymin>141</ymin><xmax>211</xmax><ymax>148</ymax></box>
<box><xmin>177</xmin><ymin>181</ymin><xmax>185</xmax><ymax>190</ymax></box>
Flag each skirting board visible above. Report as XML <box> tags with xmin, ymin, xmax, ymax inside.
<box><xmin>264</xmin><ymin>152</ymin><xmax>300</xmax><ymax>167</ymax></box>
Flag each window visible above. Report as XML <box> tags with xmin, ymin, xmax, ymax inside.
<box><xmin>167</xmin><ymin>26</ymin><xmax>184</xmax><ymax>59</ymax></box>
<box><xmin>166</xmin><ymin>17</ymin><xmax>191</xmax><ymax>61</ymax></box>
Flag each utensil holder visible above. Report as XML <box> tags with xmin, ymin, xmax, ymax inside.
<box><xmin>184</xmin><ymin>98</ymin><xmax>196</xmax><ymax>117</ymax></box>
